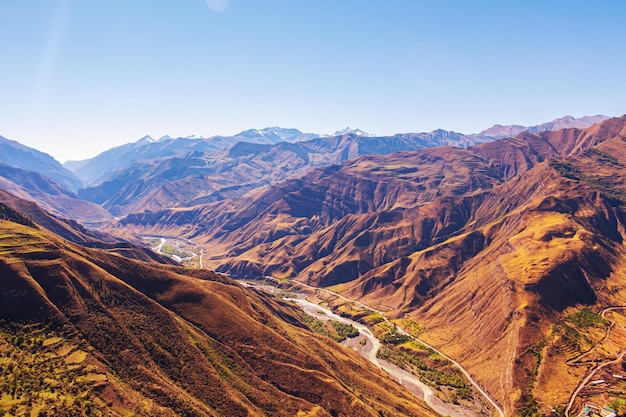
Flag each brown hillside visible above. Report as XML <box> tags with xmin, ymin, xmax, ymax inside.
<box><xmin>114</xmin><ymin>115</ymin><xmax>626</xmax><ymax>414</ymax></box>
<box><xmin>0</xmin><ymin>188</ymin><xmax>175</xmax><ymax>265</ymax></box>
<box><xmin>0</xmin><ymin>217</ymin><xmax>436</xmax><ymax>416</ymax></box>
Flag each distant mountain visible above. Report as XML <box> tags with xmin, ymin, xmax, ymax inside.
<box><xmin>0</xmin><ymin>162</ymin><xmax>112</xmax><ymax>225</ymax></box>
<box><xmin>0</xmin><ymin>204</ymin><xmax>435</xmax><ymax>417</ymax></box>
<box><xmin>67</xmin><ymin>117</ymin><xmax>605</xmax><ymax>188</ymax></box>
<box><xmin>64</xmin><ymin>135</ymin><xmax>242</xmax><ymax>186</ymax></box>
<box><xmin>64</xmin><ymin>129</ymin><xmax>320</xmax><ymax>188</ymax></box>
<box><xmin>77</xmin><ymin>129</ymin><xmax>482</xmax><ymax>216</ymax></box>
<box><xmin>234</xmin><ymin>126</ymin><xmax>319</xmax><ymax>143</ymax></box>
<box><xmin>331</xmin><ymin>127</ymin><xmax>375</xmax><ymax>137</ymax></box>
<box><xmin>115</xmin><ymin>116</ymin><xmax>626</xmax><ymax>414</ymax></box>
<box><xmin>0</xmin><ymin>135</ymin><xmax>82</xmax><ymax>191</ymax></box>
<box><xmin>475</xmin><ymin>114</ymin><xmax>608</xmax><ymax>139</ymax></box>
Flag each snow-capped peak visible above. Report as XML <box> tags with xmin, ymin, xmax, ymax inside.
<box><xmin>332</xmin><ymin>127</ymin><xmax>375</xmax><ymax>137</ymax></box>
<box><xmin>137</xmin><ymin>135</ymin><xmax>157</xmax><ymax>143</ymax></box>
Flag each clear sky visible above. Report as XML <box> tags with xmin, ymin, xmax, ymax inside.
<box><xmin>1</xmin><ymin>1</ymin><xmax>625</xmax><ymax>162</ymax></box>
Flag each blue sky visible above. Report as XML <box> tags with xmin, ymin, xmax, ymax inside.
<box><xmin>1</xmin><ymin>0</ymin><xmax>625</xmax><ymax>162</ymax></box>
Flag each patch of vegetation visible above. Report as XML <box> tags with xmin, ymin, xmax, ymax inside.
<box><xmin>329</xmin><ymin>320</ymin><xmax>359</xmax><ymax>339</ymax></box>
<box><xmin>609</xmin><ymin>397</ymin><xmax>626</xmax><ymax>415</ymax></box>
<box><xmin>517</xmin><ymin>340</ymin><xmax>546</xmax><ymax>417</ymax></box>
<box><xmin>374</xmin><ymin>325</ymin><xmax>473</xmax><ymax>403</ymax></box>
<box><xmin>275</xmin><ymin>290</ymin><xmax>297</xmax><ymax>299</ymax></box>
<box><xmin>401</xmin><ymin>319</ymin><xmax>425</xmax><ymax>337</ymax></box>
<box><xmin>549</xmin><ymin>160</ymin><xmax>581</xmax><ymax>180</ymax></box>
<box><xmin>550</xmin><ymin>159</ymin><xmax>626</xmax><ymax>204</ymax></box>
<box><xmin>0</xmin><ymin>204</ymin><xmax>36</xmax><ymax>228</ymax></box>
<box><xmin>0</xmin><ymin>322</ymin><xmax>108</xmax><ymax>417</ymax></box>
<box><xmin>552</xmin><ymin>308</ymin><xmax>609</xmax><ymax>351</ymax></box>
<box><xmin>160</xmin><ymin>243</ymin><xmax>192</xmax><ymax>259</ymax></box>
<box><xmin>376</xmin><ymin>346</ymin><xmax>473</xmax><ymax>402</ymax></box>
<box><xmin>146</xmin><ymin>238</ymin><xmax>162</xmax><ymax>247</ymax></box>
<box><xmin>583</xmin><ymin>148</ymin><xmax>623</xmax><ymax>166</ymax></box>
<box><xmin>566</xmin><ymin>307</ymin><xmax>607</xmax><ymax>328</ymax></box>
<box><xmin>301</xmin><ymin>315</ymin><xmax>358</xmax><ymax>342</ymax></box>
<box><xmin>335</xmin><ymin>304</ymin><xmax>385</xmax><ymax>326</ymax></box>
<box><xmin>379</xmin><ymin>330</ymin><xmax>410</xmax><ymax>345</ymax></box>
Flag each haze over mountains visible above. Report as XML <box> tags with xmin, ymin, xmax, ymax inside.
<box><xmin>474</xmin><ymin>114</ymin><xmax>609</xmax><ymax>140</ymax></box>
<box><xmin>0</xmin><ymin>135</ymin><xmax>82</xmax><ymax>191</ymax></box>
<box><xmin>0</xmin><ymin>113</ymin><xmax>623</xmax><ymax>416</ymax></box>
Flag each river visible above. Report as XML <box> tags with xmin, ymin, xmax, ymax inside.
<box><xmin>288</xmin><ymin>296</ymin><xmax>481</xmax><ymax>417</ymax></box>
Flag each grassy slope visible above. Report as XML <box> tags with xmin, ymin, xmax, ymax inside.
<box><xmin>0</xmin><ymin>219</ymin><xmax>437</xmax><ymax>417</ymax></box>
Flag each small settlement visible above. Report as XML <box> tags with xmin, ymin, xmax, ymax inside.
<box><xmin>578</xmin><ymin>404</ymin><xmax>617</xmax><ymax>417</ymax></box>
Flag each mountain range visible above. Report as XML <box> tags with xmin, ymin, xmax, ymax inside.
<box><xmin>111</xmin><ymin>115</ymin><xmax>626</xmax><ymax>414</ymax></box>
<box><xmin>75</xmin><ymin>129</ymin><xmax>484</xmax><ymax>216</ymax></box>
<box><xmin>474</xmin><ymin>114</ymin><xmax>608</xmax><ymax>140</ymax></box>
<box><xmin>0</xmin><ymin>113</ymin><xmax>622</xmax><ymax>416</ymax></box>
<box><xmin>0</xmin><ymin>135</ymin><xmax>82</xmax><ymax>191</ymax></box>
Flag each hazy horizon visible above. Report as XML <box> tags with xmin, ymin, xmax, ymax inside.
<box><xmin>1</xmin><ymin>0</ymin><xmax>625</xmax><ymax>162</ymax></box>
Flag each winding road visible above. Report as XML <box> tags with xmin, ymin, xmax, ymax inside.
<box><xmin>291</xmin><ymin>297</ymin><xmax>470</xmax><ymax>417</ymax></box>
<box><xmin>564</xmin><ymin>306</ymin><xmax>626</xmax><ymax>417</ymax></box>
<box><xmin>288</xmin><ymin>281</ymin><xmax>505</xmax><ymax>417</ymax></box>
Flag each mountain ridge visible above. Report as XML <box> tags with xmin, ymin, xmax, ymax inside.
<box><xmin>0</xmin><ymin>161</ymin><xmax>113</xmax><ymax>226</ymax></box>
<box><xmin>113</xmin><ymin>115</ymin><xmax>626</xmax><ymax>414</ymax></box>
<box><xmin>475</xmin><ymin>114</ymin><xmax>608</xmax><ymax>139</ymax></box>
<box><xmin>75</xmin><ymin>129</ymin><xmax>485</xmax><ymax>216</ymax></box>
<box><xmin>0</xmin><ymin>135</ymin><xmax>82</xmax><ymax>191</ymax></box>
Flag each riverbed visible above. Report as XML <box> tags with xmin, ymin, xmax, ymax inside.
<box><xmin>287</xmin><ymin>295</ymin><xmax>481</xmax><ymax>417</ymax></box>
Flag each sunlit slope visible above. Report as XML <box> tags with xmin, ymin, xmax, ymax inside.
<box><xmin>0</xmin><ymin>218</ymin><xmax>437</xmax><ymax>416</ymax></box>
<box><xmin>115</xmin><ymin>116</ymin><xmax>626</xmax><ymax>414</ymax></box>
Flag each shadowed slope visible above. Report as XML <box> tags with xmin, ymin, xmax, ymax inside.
<box><xmin>0</xmin><ymin>188</ymin><xmax>174</xmax><ymax>264</ymax></box>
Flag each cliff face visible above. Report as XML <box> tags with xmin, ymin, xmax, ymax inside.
<box><xmin>116</xmin><ymin>116</ymin><xmax>626</xmax><ymax>413</ymax></box>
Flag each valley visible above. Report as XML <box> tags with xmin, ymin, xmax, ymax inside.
<box><xmin>3</xmin><ymin>1</ymin><xmax>625</xmax><ymax>415</ymax></box>
<box><xmin>108</xmin><ymin>116</ymin><xmax>626</xmax><ymax>415</ymax></box>
<box><xmin>253</xmin><ymin>280</ymin><xmax>502</xmax><ymax>417</ymax></box>
<box><xmin>144</xmin><ymin>236</ymin><xmax>205</xmax><ymax>268</ymax></box>
<box><xmin>0</xmin><ymin>217</ymin><xmax>438</xmax><ymax>416</ymax></box>
<box><xmin>1</xmin><ymin>114</ymin><xmax>625</xmax><ymax>416</ymax></box>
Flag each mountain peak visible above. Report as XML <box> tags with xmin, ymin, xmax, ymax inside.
<box><xmin>137</xmin><ymin>135</ymin><xmax>157</xmax><ymax>143</ymax></box>
<box><xmin>476</xmin><ymin>114</ymin><xmax>609</xmax><ymax>139</ymax></box>
<box><xmin>332</xmin><ymin>127</ymin><xmax>374</xmax><ymax>137</ymax></box>
<box><xmin>234</xmin><ymin>127</ymin><xmax>315</xmax><ymax>144</ymax></box>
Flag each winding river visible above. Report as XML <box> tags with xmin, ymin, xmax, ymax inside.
<box><xmin>289</xmin><ymin>296</ymin><xmax>481</xmax><ymax>417</ymax></box>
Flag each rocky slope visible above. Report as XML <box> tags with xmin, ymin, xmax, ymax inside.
<box><xmin>115</xmin><ymin>116</ymin><xmax>626</xmax><ymax>414</ymax></box>
<box><xmin>0</xmin><ymin>188</ymin><xmax>173</xmax><ymax>264</ymax></box>
<box><xmin>0</xmin><ymin>206</ymin><xmax>436</xmax><ymax>417</ymax></box>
